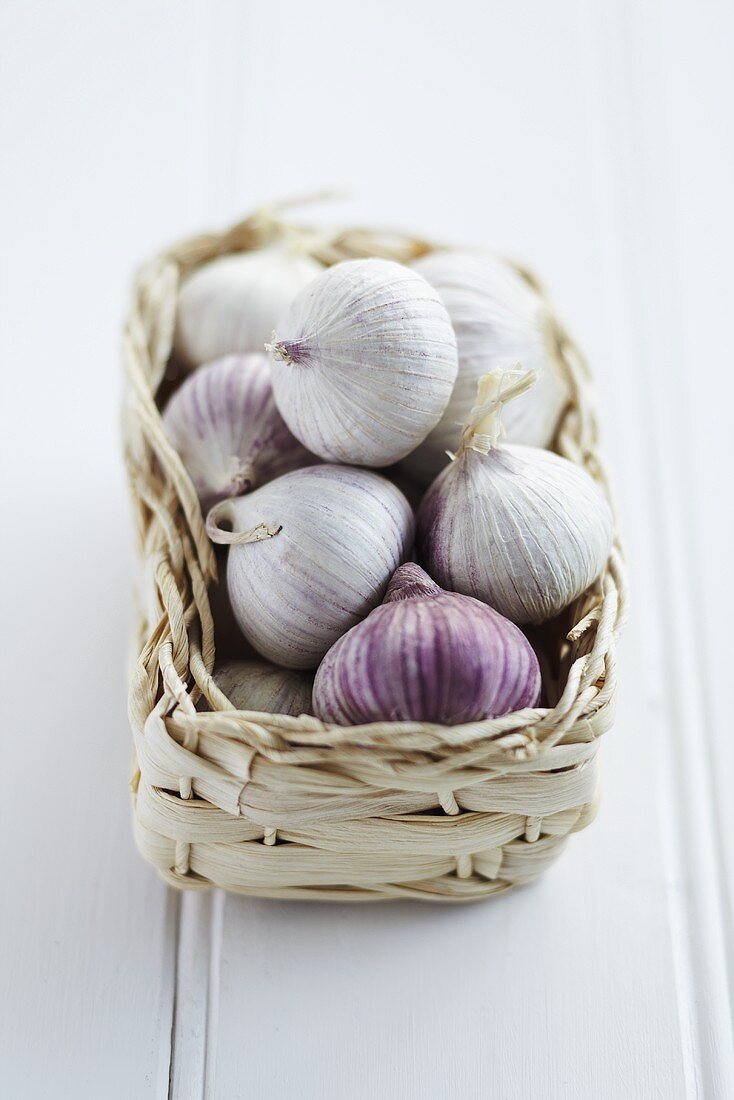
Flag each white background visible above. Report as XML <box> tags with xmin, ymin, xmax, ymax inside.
<box><xmin>1</xmin><ymin>1</ymin><xmax>733</xmax><ymax>1097</ymax></box>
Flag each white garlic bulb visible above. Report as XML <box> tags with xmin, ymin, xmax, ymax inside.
<box><xmin>174</xmin><ymin>246</ymin><xmax>322</xmax><ymax>368</ymax></box>
<box><xmin>211</xmin><ymin>659</ymin><xmax>314</xmax><ymax>716</ymax></box>
<box><xmin>416</xmin><ymin>370</ymin><xmax>613</xmax><ymax>624</ymax></box>
<box><xmin>402</xmin><ymin>250</ymin><xmax>569</xmax><ymax>484</ymax></box>
<box><xmin>162</xmin><ymin>354</ymin><xmax>315</xmax><ymax>510</ymax></box>
<box><xmin>267</xmin><ymin>258</ymin><xmax>458</xmax><ymax>466</ymax></box>
<box><xmin>207</xmin><ymin>465</ymin><xmax>414</xmax><ymax>669</ymax></box>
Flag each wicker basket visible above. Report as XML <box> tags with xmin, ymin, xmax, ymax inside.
<box><xmin>124</xmin><ymin>205</ymin><xmax>626</xmax><ymax>902</ymax></box>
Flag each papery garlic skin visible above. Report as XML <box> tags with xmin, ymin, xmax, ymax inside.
<box><xmin>417</xmin><ymin>444</ymin><xmax>613</xmax><ymax>624</ymax></box>
<box><xmin>402</xmin><ymin>251</ymin><xmax>569</xmax><ymax>484</ymax></box>
<box><xmin>211</xmin><ymin>659</ymin><xmax>314</xmax><ymax>716</ymax></box>
<box><xmin>313</xmin><ymin>563</ymin><xmax>540</xmax><ymax>726</ymax></box>
<box><xmin>162</xmin><ymin>354</ymin><xmax>315</xmax><ymax>511</ymax></box>
<box><xmin>174</xmin><ymin>247</ymin><xmax>322</xmax><ymax>369</ymax></box>
<box><xmin>213</xmin><ymin>466</ymin><xmax>414</xmax><ymax>669</ymax></box>
<box><xmin>268</xmin><ymin>258</ymin><xmax>458</xmax><ymax>466</ymax></box>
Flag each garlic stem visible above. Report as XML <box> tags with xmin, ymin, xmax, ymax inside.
<box><xmin>206</xmin><ymin>499</ymin><xmax>282</xmax><ymax>546</ymax></box>
<box><xmin>384</xmin><ymin>561</ymin><xmax>442</xmax><ymax>602</ymax></box>
<box><xmin>459</xmin><ymin>367</ymin><xmax>538</xmax><ymax>455</ymax></box>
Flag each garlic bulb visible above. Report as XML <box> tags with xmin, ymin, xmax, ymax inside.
<box><xmin>402</xmin><ymin>250</ymin><xmax>569</xmax><ymax>484</ymax></box>
<box><xmin>416</xmin><ymin>370</ymin><xmax>613</xmax><ymax>624</ymax></box>
<box><xmin>174</xmin><ymin>246</ymin><xmax>322</xmax><ymax>368</ymax></box>
<box><xmin>313</xmin><ymin>563</ymin><xmax>540</xmax><ymax>726</ymax></box>
<box><xmin>267</xmin><ymin>258</ymin><xmax>458</xmax><ymax>466</ymax></box>
<box><xmin>211</xmin><ymin>659</ymin><xmax>313</xmax><ymax>716</ymax></box>
<box><xmin>162</xmin><ymin>353</ymin><xmax>314</xmax><ymax>510</ymax></box>
<box><xmin>206</xmin><ymin>465</ymin><xmax>414</xmax><ymax>669</ymax></box>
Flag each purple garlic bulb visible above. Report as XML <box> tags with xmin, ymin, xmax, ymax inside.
<box><xmin>312</xmin><ymin>563</ymin><xmax>541</xmax><ymax>726</ymax></box>
<box><xmin>162</xmin><ymin>353</ymin><xmax>315</xmax><ymax>511</ymax></box>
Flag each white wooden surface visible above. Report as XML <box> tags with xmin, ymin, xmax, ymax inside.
<box><xmin>1</xmin><ymin>1</ymin><xmax>732</xmax><ymax>1097</ymax></box>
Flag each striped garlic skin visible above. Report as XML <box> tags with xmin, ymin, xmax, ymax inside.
<box><xmin>225</xmin><ymin>466</ymin><xmax>415</xmax><ymax>669</ymax></box>
<box><xmin>211</xmin><ymin>660</ymin><xmax>314</xmax><ymax>716</ymax></box>
<box><xmin>268</xmin><ymin>258</ymin><xmax>458</xmax><ymax>466</ymax></box>
<box><xmin>174</xmin><ymin>247</ymin><xmax>322</xmax><ymax>369</ymax></box>
<box><xmin>417</xmin><ymin>445</ymin><xmax>613</xmax><ymax>624</ymax></box>
<box><xmin>312</xmin><ymin>563</ymin><xmax>540</xmax><ymax>726</ymax></box>
<box><xmin>401</xmin><ymin>251</ymin><xmax>569</xmax><ymax>485</ymax></box>
<box><xmin>162</xmin><ymin>354</ymin><xmax>314</xmax><ymax>510</ymax></box>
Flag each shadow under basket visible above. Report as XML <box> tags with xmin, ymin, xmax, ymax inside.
<box><xmin>124</xmin><ymin>206</ymin><xmax>626</xmax><ymax>903</ymax></box>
